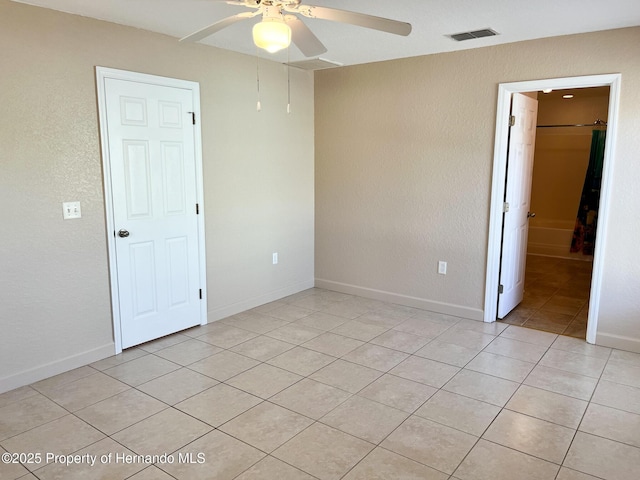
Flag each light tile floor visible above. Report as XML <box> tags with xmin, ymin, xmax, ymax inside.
<box><xmin>501</xmin><ymin>255</ymin><xmax>593</xmax><ymax>337</ymax></box>
<box><xmin>2</xmin><ymin>287</ymin><xmax>640</xmax><ymax>479</ymax></box>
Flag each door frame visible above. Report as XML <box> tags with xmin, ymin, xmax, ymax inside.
<box><xmin>96</xmin><ymin>67</ymin><xmax>208</xmax><ymax>354</ymax></box>
<box><xmin>484</xmin><ymin>73</ymin><xmax>621</xmax><ymax>345</ymax></box>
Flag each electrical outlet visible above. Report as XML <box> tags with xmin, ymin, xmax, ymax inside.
<box><xmin>62</xmin><ymin>201</ymin><xmax>81</xmax><ymax>220</ymax></box>
<box><xmin>272</xmin><ymin>252</ymin><xmax>278</xmax><ymax>265</ymax></box>
<box><xmin>438</xmin><ymin>261</ymin><xmax>447</xmax><ymax>275</ymax></box>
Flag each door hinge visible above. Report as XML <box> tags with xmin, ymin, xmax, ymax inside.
<box><xmin>498</xmin><ymin>284</ymin><xmax>504</xmax><ymax>294</ymax></box>
<box><xmin>199</xmin><ymin>288</ymin><xmax>202</xmax><ymax>300</ymax></box>
<box><xmin>509</xmin><ymin>115</ymin><xmax>516</xmax><ymax>127</ymax></box>
<box><xmin>188</xmin><ymin>111</ymin><xmax>196</xmax><ymax>125</ymax></box>
<box><xmin>503</xmin><ymin>202</ymin><xmax>510</xmax><ymax>213</ymax></box>
<box><xmin>196</xmin><ymin>203</ymin><xmax>199</xmax><ymax>215</ymax></box>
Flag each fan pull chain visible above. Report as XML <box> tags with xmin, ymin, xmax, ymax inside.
<box><xmin>287</xmin><ymin>46</ymin><xmax>291</xmax><ymax>114</ymax></box>
<box><xmin>256</xmin><ymin>47</ymin><xmax>261</xmax><ymax>112</ymax></box>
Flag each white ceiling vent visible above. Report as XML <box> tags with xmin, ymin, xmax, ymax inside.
<box><xmin>448</xmin><ymin>28</ymin><xmax>498</xmax><ymax>42</ymax></box>
<box><xmin>287</xmin><ymin>58</ymin><xmax>344</xmax><ymax>71</ymax></box>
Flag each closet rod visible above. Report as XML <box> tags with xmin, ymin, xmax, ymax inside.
<box><xmin>537</xmin><ymin>119</ymin><xmax>607</xmax><ymax>128</ymax></box>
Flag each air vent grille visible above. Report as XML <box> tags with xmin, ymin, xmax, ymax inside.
<box><xmin>449</xmin><ymin>28</ymin><xmax>498</xmax><ymax>42</ymax></box>
<box><xmin>287</xmin><ymin>58</ymin><xmax>343</xmax><ymax>71</ymax></box>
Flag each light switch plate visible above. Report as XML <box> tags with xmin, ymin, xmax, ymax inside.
<box><xmin>63</xmin><ymin>201</ymin><xmax>82</xmax><ymax>220</ymax></box>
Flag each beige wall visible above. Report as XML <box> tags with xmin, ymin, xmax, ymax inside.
<box><xmin>531</xmin><ymin>90</ymin><xmax>610</xmax><ymax>228</ymax></box>
<box><xmin>0</xmin><ymin>0</ymin><xmax>314</xmax><ymax>392</ymax></box>
<box><xmin>315</xmin><ymin>27</ymin><xmax>640</xmax><ymax>350</ymax></box>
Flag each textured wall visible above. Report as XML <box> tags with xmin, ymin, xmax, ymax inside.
<box><xmin>531</xmin><ymin>90</ymin><xmax>610</xmax><ymax>227</ymax></box>
<box><xmin>315</xmin><ymin>27</ymin><xmax>640</xmax><ymax>349</ymax></box>
<box><xmin>0</xmin><ymin>0</ymin><xmax>314</xmax><ymax>391</ymax></box>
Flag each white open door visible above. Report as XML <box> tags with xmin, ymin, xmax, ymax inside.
<box><xmin>497</xmin><ymin>93</ymin><xmax>538</xmax><ymax>319</ymax></box>
<box><xmin>97</xmin><ymin>68</ymin><xmax>207</xmax><ymax>350</ymax></box>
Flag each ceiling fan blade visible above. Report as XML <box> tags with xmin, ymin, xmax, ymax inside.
<box><xmin>204</xmin><ymin>0</ymin><xmax>259</xmax><ymax>5</ymax></box>
<box><xmin>227</xmin><ymin>0</ymin><xmax>260</xmax><ymax>5</ymax></box>
<box><xmin>180</xmin><ymin>11</ymin><xmax>260</xmax><ymax>43</ymax></box>
<box><xmin>285</xmin><ymin>15</ymin><xmax>327</xmax><ymax>57</ymax></box>
<box><xmin>289</xmin><ymin>5</ymin><xmax>412</xmax><ymax>36</ymax></box>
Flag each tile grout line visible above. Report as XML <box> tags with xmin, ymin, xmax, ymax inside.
<box><xmin>554</xmin><ymin>345</ymin><xmax>614</xmax><ymax>478</ymax></box>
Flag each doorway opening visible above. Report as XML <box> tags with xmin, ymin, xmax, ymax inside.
<box><xmin>503</xmin><ymin>87</ymin><xmax>609</xmax><ymax>337</ymax></box>
<box><xmin>484</xmin><ymin>74</ymin><xmax>621</xmax><ymax>346</ymax></box>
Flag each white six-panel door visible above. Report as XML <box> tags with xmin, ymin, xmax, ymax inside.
<box><xmin>498</xmin><ymin>93</ymin><xmax>538</xmax><ymax>319</ymax></box>
<box><xmin>98</xmin><ymin>69</ymin><xmax>205</xmax><ymax>350</ymax></box>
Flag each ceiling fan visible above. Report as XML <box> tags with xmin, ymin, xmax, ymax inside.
<box><xmin>180</xmin><ymin>0</ymin><xmax>412</xmax><ymax>57</ymax></box>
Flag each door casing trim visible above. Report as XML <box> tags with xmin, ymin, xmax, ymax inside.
<box><xmin>484</xmin><ymin>73</ymin><xmax>621</xmax><ymax>346</ymax></box>
<box><xmin>96</xmin><ymin>67</ymin><xmax>208</xmax><ymax>354</ymax></box>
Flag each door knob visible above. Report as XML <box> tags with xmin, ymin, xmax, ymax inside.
<box><xmin>118</xmin><ymin>229</ymin><xmax>130</xmax><ymax>238</ymax></box>
<box><xmin>527</xmin><ymin>212</ymin><xmax>536</xmax><ymax>218</ymax></box>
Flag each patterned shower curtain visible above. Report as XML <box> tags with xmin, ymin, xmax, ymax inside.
<box><xmin>570</xmin><ymin>129</ymin><xmax>606</xmax><ymax>255</ymax></box>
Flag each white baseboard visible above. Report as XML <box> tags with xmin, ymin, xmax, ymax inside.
<box><xmin>207</xmin><ymin>279</ymin><xmax>315</xmax><ymax>322</ymax></box>
<box><xmin>595</xmin><ymin>331</ymin><xmax>640</xmax><ymax>353</ymax></box>
<box><xmin>315</xmin><ymin>278</ymin><xmax>483</xmax><ymax>321</ymax></box>
<box><xmin>0</xmin><ymin>343</ymin><xmax>116</xmax><ymax>395</ymax></box>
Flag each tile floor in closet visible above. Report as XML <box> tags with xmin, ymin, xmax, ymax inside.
<box><xmin>2</xmin><ymin>285</ymin><xmax>639</xmax><ymax>480</ymax></box>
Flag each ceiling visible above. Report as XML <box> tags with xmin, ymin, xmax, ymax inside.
<box><xmin>13</xmin><ymin>0</ymin><xmax>640</xmax><ymax>67</ymax></box>
<box><xmin>540</xmin><ymin>87</ymin><xmax>610</xmax><ymax>101</ymax></box>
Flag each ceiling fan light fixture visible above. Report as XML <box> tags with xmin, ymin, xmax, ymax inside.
<box><xmin>253</xmin><ymin>17</ymin><xmax>291</xmax><ymax>53</ymax></box>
